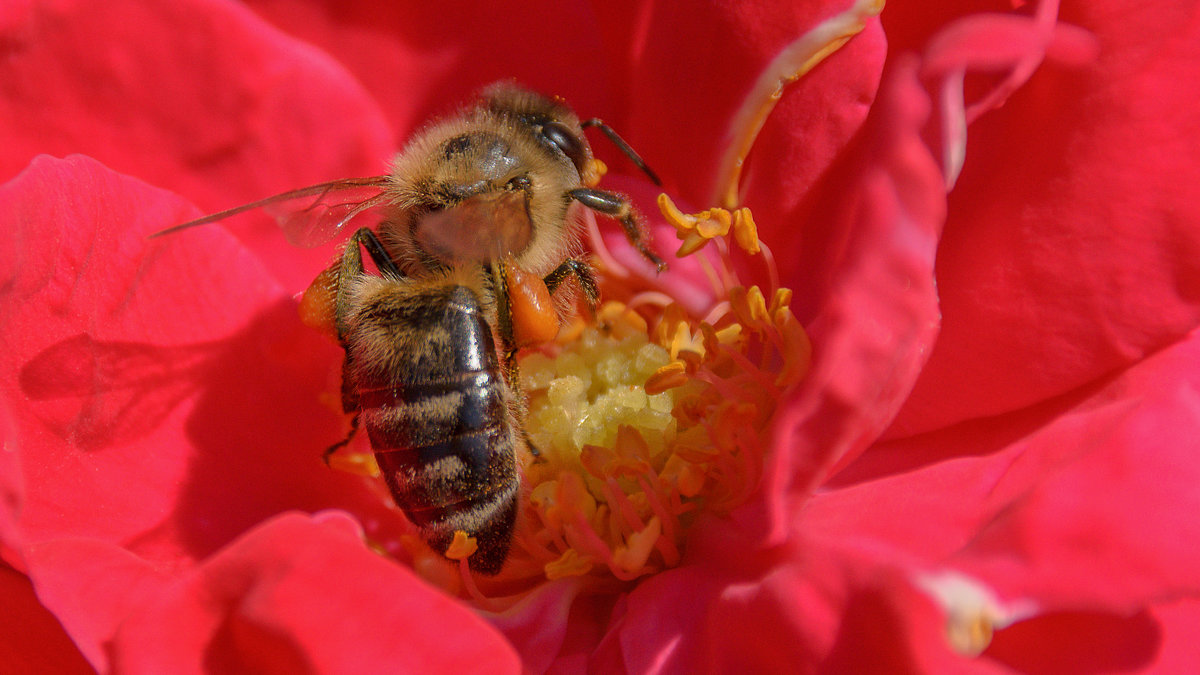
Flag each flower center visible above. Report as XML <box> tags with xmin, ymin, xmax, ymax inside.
<box><xmin>439</xmin><ymin>196</ymin><xmax>810</xmax><ymax>601</ymax></box>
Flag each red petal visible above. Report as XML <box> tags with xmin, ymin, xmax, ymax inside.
<box><xmin>1</xmin><ymin>154</ymin><xmax>276</xmax><ymax>554</ymax></box>
<box><xmin>814</xmin><ymin>328</ymin><xmax>1200</xmax><ymax>620</ymax></box>
<box><xmin>592</xmin><ymin>0</ymin><xmax>886</xmax><ymax>215</ymax></box>
<box><xmin>950</xmin><ymin>364</ymin><xmax>1200</xmax><ymax>610</ymax></box>
<box><xmin>23</xmin><ymin>539</ymin><xmax>171</xmax><ymax>670</ymax></box>
<box><xmin>0</xmin><ymin>397</ymin><xmax>23</xmax><ymax>561</ymax></box>
<box><xmin>110</xmin><ymin>512</ymin><xmax>521</xmax><ymax>673</ymax></box>
<box><xmin>0</xmin><ymin>0</ymin><xmax>393</xmax><ymax>290</ymax></box>
<box><xmin>595</xmin><ymin>518</ymin><xmax>1002</xmax><ymax>673</ymax></box>
<box><xmin>1</xmin><ymin>155</ymin><xmax>412</xmax><ymax>662</ymax></box>
<box><xmin>737</xmin><ymin>56</ymin><xmax>944</xmax><ymax>544</ymax></box>
<box><xmin>1146</xmin><ymin>600</ymin><xmax>1200</xmax><ymax>673</ymax></box>
<box><xmin>0</xmin><ymin>564</ymin><xmax>92</xmax><ymax>674</ymax></box>
<box><xmin>985</xmin><ymin>608</ymin><xmax>1162</xmax><ymax>674</ymax></box>
<box><xmin>241</xmin><ymin>0</ymin><xmax>613</xmax><ymax>144</ymax></box>
<box><xmin>892</xmin><ymin>3</ymin><xmax>1200</xmax><ymax>434</ymax></box>
<box><xmin>735</xmin><ymin>20</ymin><xmax>888</xmax><ymax>236</ymax></box>
<box><xmin>484</xmin><ymin>578</ymin><xmax>587</xmax><ymax>675</ymax></box>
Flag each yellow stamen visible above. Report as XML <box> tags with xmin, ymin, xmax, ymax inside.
<box><xmin>948</xmin><ymin>613</ymin><xmax>995</xmax><ymax>657</ymax></box>
<box><xmin>494</xmin><ymin>198</ymin><xmax>811</xmax><ymax>596</ymax></box>
<box><xmin>696</xmin><ymin>210</ymin><xmax>732</xmax><ymax>239</ymax></box>
<box><xmin>676</xmin><ymin>231</ymin><xmax>710</xmax><ymax>257</ymax></box>
<box><xmin>914</xmin><ymin>570</ymin><xmax>1040</xmax><ymax>657</ymax></box>
<box><xmin>612</xmin><ymin>517</ymin><xmax>662</xmax><ymax>573</ymax></box>
<box><xmin>595</xmin><ymin>301</ymin><xmax>648</xmax><ymax>338</ymax></box>
<box><xmin>661</xmin><ymin>453</ymin><xmax>707</xmax><ymax>497</ymax></box>
<box><xmin>729</xmin><ymin>285</ymin><xmax>770</xmax><ymax>327</ymax></box>
<box><xmin>658</xmin><ymin>193</ymin><xmax>743</xmax><ymax>258</ymax></box>
<box><xmin>657</xmin><ymin>192</ymin><xmax>696</xmax><ymax>229</ymax></box>
<box><xmin>770</xmin><ymin>287</ymin><xmax>793</xmax><ymax>313</ymax></box>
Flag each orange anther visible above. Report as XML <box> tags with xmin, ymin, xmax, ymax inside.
<box><xmin>732</xmin><ymin>208</ymin><xmax>761</xmax><ymax>254</ymax></box>
<box><xmin>545</xmin><ymin>549</ymin><xmax>594</xmax><ymax>579</ymax></box>
<box><xmin>645</xmin><ymin>361</ymin><xmax>689</xmax><ymax>395</ymax></box>
<box><xmin>657</xmin><ymin>193</ymin><xmax>697</xmax><ymax>231</ymax></box>
<box><xmin>445</xmin><ymin>531</ymin><xmax>479</xmax><ymax>560</ymax></box>
<box><xmin>613</xmin><ymin>517</ymin><xmax>662</xmax><ymax>573</ymax></box>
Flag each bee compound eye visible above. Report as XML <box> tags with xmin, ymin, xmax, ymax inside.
<box><xmin>541</xmin><ymin>121</ymin><xmax>587</xmax><ymax>170</ymax></box>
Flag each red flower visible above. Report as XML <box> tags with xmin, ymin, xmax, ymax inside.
<box><xmin>3</xmin><ymin>0</ymin><xmax>1199</xmax><ymax>672</ymax></box>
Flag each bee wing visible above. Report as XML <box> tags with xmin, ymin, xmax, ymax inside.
<box><xmin>152</xmin><ymin>176</ymin><xmax>393</xmax><ymax>248</ymax></box>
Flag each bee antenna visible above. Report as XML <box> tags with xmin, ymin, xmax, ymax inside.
<box><xmin>581</xmin><ymin>119</ymin><xmax>661</xmax><ymax>187</ymax></box>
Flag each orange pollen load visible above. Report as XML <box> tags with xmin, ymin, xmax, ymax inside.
<box><xmin>298</xmin><ymin>263</ymin><xmax>341</xmax><ymax>343</ymax></box>
<box><xmin>506</xmin><ymin>263</ymin><xmax>561</xmax><ymax>347</ymax></box>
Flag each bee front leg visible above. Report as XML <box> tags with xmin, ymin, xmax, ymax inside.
<box><xmin>567</xmin><ymin>187</ymin><xmax>666</xmax><ymax>272</ymax></box>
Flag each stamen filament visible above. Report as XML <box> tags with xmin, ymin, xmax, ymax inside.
<box><xmin>626</xmin><ymin>291</ymin><xmax>677</xmax><ymax>311</ymax></box>
<box><xmin>701</xmin><ymin>300</ymin><xmax>732</xmax><ymax>326</ymax></box>
<box><xmin>713</xmin><ymin>0</ymin><xmax>886</xmax><ymax>208</ymax></box>
<box><xmin>457</xmin><ymin>559</ymin><xmax>508</xmax><ymax>612</ymax></box>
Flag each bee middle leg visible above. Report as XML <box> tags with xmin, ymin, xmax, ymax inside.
<box><xmin>567</xmin><ymin>187</ymin><xmax>666</xmax><ymax>272</ymax></box>
<box><xmin>488</xmin><ymin>260</ymin><xmax>522</xmax><ymax>387</ymax></box>
<box><xmin>543</xmin><ymin>258</ymin><xmax>599</xmax><ymax>315</ymax></box>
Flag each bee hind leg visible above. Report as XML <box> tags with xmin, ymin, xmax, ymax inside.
<box><xmin>323</xmin><ymin>228</ymin><xmax>400</xmax><ymax>466</ymax></box>
<box><xmin>321</xmin><ymin>411</ymin><xmax>361</xmax><ymax>465</ymax></box>
<box><xmin>346</xmin><ymin>227</ymin><xmax>405</xmax><ymax>280</ymax></box>
<box><xmin>332</xmin><ymin>227</ymin><xmax>407</xmax><ymax>339</ymax></box>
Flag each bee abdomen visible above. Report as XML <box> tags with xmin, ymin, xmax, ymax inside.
<box><xmin>365</xmin><ymin>385</ymin><xmax>520</xmax><ymax>576</ymax></box>
<box><xmin>349</xmin><ymin>283</ymin><xmax>519</xmax><ymax>574</ymax></box>
<box><xmin>372</xmin><ymin>422</ymin><xmax>520</xmax><ymax>575</ymax></box>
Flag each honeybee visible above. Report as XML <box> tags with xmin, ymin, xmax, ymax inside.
<box><xmin>158</xmin><ymin>83</ymin><xmax>664</xmax><ymax>574</ymax></box>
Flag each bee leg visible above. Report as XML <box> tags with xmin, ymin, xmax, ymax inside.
<box><xmin>567</xmin><ymin>188</ymin><xmax>666</xmax><ymax>273</ymax></box>
<box><xmin>488</xmin><ymin>260</ymin><xmax>522</xmax><ymax>386</ymax></box>
<box><xmin>322</xmin><ymin>411</ymin><xmax>361</xmax><ymax>465</ymax></box>
<box><xmin>524</xmin><ymin>432</ymin><xmax>545</xmax><ymax>463</ymax></box>
<box><xmin>543</xmin><ymin>258</ymin><xmax>599</xmax><ymax>314</ymax></box>
<box><xmin>324</xmin><ymin>337</ymin><xmax>364</xmax><ymax>465</ymax></box>
<box><xmin>334</xmin><ymin>228</ymin><xmax>406</xmax><ymax>338</ymax></box>
<box><xmin>349</xmin><ymin>227</ymin><xmax>405</xmax><ymax>279</ymax></box>
<box><xmin>323</xmin><ymin>227</ymin><xmax>403</xmax><ymax>464</ymax></box>
<box><xmin>581</xmin><ymin>118</ymin><xmax>661</xmax><ymax>186</ymax></box>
